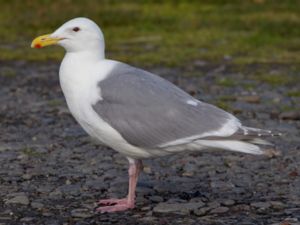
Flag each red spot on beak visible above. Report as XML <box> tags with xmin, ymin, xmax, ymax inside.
<box><xmin>35</xmin><ymin>44</ymin><xmax>42</xmax><ymax>48</ymax></box>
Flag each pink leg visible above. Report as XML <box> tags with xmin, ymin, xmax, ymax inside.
<box><xmin>96</xmin><ymin>159</ymin><xmax>143</xmax><ymax>213</ymax></box>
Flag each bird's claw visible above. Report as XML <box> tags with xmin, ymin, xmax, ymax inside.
<box><xmin>96</xmin><ymin>198</ymin><xmax>134</xmax><ymax>213</ymax></box>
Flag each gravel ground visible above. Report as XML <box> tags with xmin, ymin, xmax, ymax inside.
<box><xmin>0</xmin><ymin>61</ymin><xmax>299</xmax><ymax>225</ymax></box>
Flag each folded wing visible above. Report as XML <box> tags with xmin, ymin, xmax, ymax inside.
<box><xmin>93</xmin><ymin>63</ymin><xmax>241</xmax><ymax>149</ymax></box>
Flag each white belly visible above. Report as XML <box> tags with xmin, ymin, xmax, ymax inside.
<box><xmin>65</xmin><ymin>91</ymin><xmax>156</xmax><ymax>159</ymax></box>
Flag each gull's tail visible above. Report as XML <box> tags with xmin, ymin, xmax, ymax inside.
<box><xmin>195</xmin><ymin>126</ymin><xmax>282</xmax><ymax>156</ymax></box>
<box><xmin>238</xmin><ymin>126</ymin><xmax>283</xmax><ymax>138</ymax></box>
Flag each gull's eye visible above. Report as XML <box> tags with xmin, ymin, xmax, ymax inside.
<box><xmin>72</xmin><ymin>27</ymin><xmax>80</xmax><ymax>32</ymax></box>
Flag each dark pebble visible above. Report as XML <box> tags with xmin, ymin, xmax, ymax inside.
<box><xmin>280</xmin><ymin>111</ymin><xmax>300</xmax><ymax>120</ymax></box>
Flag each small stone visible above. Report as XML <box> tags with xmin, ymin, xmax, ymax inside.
<box><xmin>5</xmin><ymin>195</ymin><xmax>29</xmax><ymax>205</ymax></box>
<box><xmin>31</xmin><ymin>201</ymin><xmax>44</xmax><ymax>209</ymax></box>
<box><xmin>250</xmin><ymin>201</ymin><xmax>271</xmax><ymax>209</ymax></box>
<box><xmin>20</xmin><ymin>217</ymin><xmax>34</xmax><ymax>222</ymax></box>
<box><xmin>182</xmin><ymin>172</ymin><xmax>194</xmax><ymax>177</ymax></box>
<box><xmin>0</xmin><ymin>216</ymin><xmax>11</xmax><ymax>220</ymax></box>
<box><xmin>238</xmin><ymin>95</ymin><xmax>260</xmax><ymax>103</ymax></box>
<box><xmin>153</xmin><ymin>202</ymin><xmax>204</xmax><ymax>215</ymax></box>
<box><xmin>189</xmin><ymin>198</ymin><xmax>205</xmax><ymax>203</ymax></box>
<box><xmin>210</xmin><ymin>181</ymin><xmax>235</xmax><ymax>190</ymax></box>
<box><xmin>194</xmin><ymin>60</ymin><xmax>207</xmax><ymax>67</ymax></box>
<box><xmin>141</xmin><ymin>206</ymin><xmax>151</xmax><ymax>211</ymax></box>
<box><xmin>143</xmin><ymin>166</ymin><xmax>152</xmax><ymax>174</ymax></box>
<box><xmin>264</xmin><ymin>148</ymin><xmax>282</xmax><ymax>158</ymax></box>
<box><xmin>210</xmin><ymin>206</ymin><xmax>229</xmax><ymax>214</ymax></box>
<box><xmin>194</xmin><ymin>207</ymin><xmax>210</xmax><ymax>216</ymax></box>
<box><xmin>22</xmin><ymin>174</ymin><xmax>32</xmax><ymax>180</ymax></box>
<box><xmin>136</xmin><ymin>196</ymin><xmax>149</xmax><ymax>206</ymax></box>
<box><xmin>280</xmin><ymin>111</ymin><xmax>300</xmax><ymax>120</ymax></box>
<box><xmin>270</xmin><ymin>111</ymin><xmax>280</xmax><ymax>119</ymax></box>
<box><xmin>207</xmin><ymin>201</ymin><xmax>221</xmax><ymax>209</ymax></box>
<box><xmin>58</xmin><ymin>184</ymin><xmax>81</xmax><ymax>195</ymax></box>
<box><xmin>284</xmin><ymin>208</ymin><xmax>300</xmax><ymax>215</ymax></box>
<box><xmin>222</xmin><ymin>199</ymin><xmax>235</xmax><ymax>206</ymax></box>
<box><xmin>284</xmin><ymin>217</ymin><xmax>299</xmax><ymax>222</ymax></box>
<box><xmin>149</xmin><ymin>195</ymin><xmax>164</xmax><ymax>203</ymax></box>
<box><xmin>37</xmin><ymin>185</ymin><xmax>54</xmax><ymax>193</ymax></box>
<box><xmin>270</xmin><ymin>201</ymin><xmax>285</xmax><ymax>209</ymax></box>
<box><xmin>84</xmin><ymin>179</ymin><xmax>108</xmax><ymax>191</ymax></box>
<box><xmin>186</xmin><ymin>84</ymin><xmax>198</xmax><ymax>96</ymax></box>
<box><xmin>232</xmin><ymin>204</ymin><xmax>250</xmax><ymax>212</ymax></box>
<box><xmin>1</xmin><ymin>209</ymin><xmax>13</xmax><ymax>216</ymax></box>
<box><xmin>140</xmin><ymin>216</ymin><xmax>157</xmax><ymax>222</ymax></box>
<box><xmin>42</xmin><ymin>212</ymin><xmax>53</xmax><ymax>217</ymax></box>
<box><xmin>166</xmin><ymin>198</ymin><xmax>187</xmax><ymax>204</ymax></box>
<box><xmin>136</xmin><ymin>186</ymin><xmax>154</xmax><ymax>195</ymax></box>
<box><xmin>71</xmin><ymin>208</ymin><xmax>92</xmax><ymax>218</ymax></box>
<box><xmin>49</xmin><ymin>190</ymin><xmax>62</xmax><ymax>199</ymax></box>
<box><xmin>65</xmin><ymin>179</ymin><xmax>71</xmax><ymax>185</ymax></box>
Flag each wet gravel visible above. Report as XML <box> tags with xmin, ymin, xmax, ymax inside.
<box><xmin>0</xmin><ymin>61</ymin><xmax>299</xmax><ymax>225</ymax></box>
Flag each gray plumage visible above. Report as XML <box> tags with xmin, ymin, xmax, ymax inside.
<box><xmin>93</xmin><ymin>63</ymin><xmax>235</xmax><ymax>148</ymax></box>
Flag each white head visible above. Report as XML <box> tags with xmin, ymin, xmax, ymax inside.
<box><xmin>31</xmin><ymin>17</ymin><xmax>105</xmax><ymax>57</ymax></box>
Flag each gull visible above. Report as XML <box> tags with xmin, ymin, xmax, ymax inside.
<box><xmin>31</xmin><ymin>17</ymin><xmax>280</xmax><ymax>213</ymax></box>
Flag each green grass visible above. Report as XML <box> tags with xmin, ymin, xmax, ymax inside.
<box><xmin>47</xmin><ymin>99</ymin><xmax>64</xmax><ymax>107</ymax></box>
<box><xmin>215</xmin><ymin>101</ymin><xmax>232</xmax><ymax>111</ymax></box>
<box><xmin>287</xmin><ymin>90</ymin><xmax>300</xmax><ymax>97</ymax></box>
<box><xmin>0</xmin><ymin>0</ymin><xmax>300</xmax><ymax>67</ymax></box>
<box><xmin>0</xmin><ymin>67</ymin><xmax>17</xmax><ymax>78</ymax></box>
<box><xmin>252</xmin><ymin>72</ymin><xmax>297</xmax><ymax>86</ymax></box>
<box><xmin>217</xmin><ymin>77</ymin><xmax>237</xmax><ymax>87</ymax></box>
<box><xmin>22</xmin><ymin>147</ymin><xmax>44</xmax><ymax>158</ymax></box>
<box><xmin>218</xmin><ymin>95</ymin><xmax>237</xmax><ymax>102</ymax></box>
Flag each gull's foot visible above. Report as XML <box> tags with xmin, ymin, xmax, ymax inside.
<box><xmin>96</xmin><ymin>198</ymin><xmax>134</xmax><ymax>213</ymax></box>
<box><xmin>98</xmin><ymin>198</ymin><xmax>128</xmax><ymax>206</ymax></box>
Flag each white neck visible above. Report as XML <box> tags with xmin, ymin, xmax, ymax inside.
<box><xmin>65</xmin><ymin>49</ymin><xmax>105</xmax><ymax>63</ymax></box>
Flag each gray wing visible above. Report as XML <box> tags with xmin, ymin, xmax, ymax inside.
<box><xmin>93</xmin><ymin>63</ymin><xmax>238</xmax><ymax>148</ymax></box>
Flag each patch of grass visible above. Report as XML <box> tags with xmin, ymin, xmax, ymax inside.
<box><xmin>287</xmin><ymin>90</ymin><xmax>300</xmax><ymax>97</ymax></box>
<box><xmin>0</xmin><ymin>67</ymin><xmax>16</xmax><ymax>78</ymax></box>
<box><xmin>280</xmin><ymin>105</ymin><xmax>298</xmax><ymax>112</ymax></box>
<box><xmin>253</xmin><ymin>73</ymin><xmax>295</xmax><ymax>86</ymax></box>
<box><xmin>242</xmin><ymin>82</ymin><xmax>256</xmax><ymax>90</ymax></box>
<box><xmin>217</xmin><ymin>77</ymin><xmax>237</xmax><ymax>87</ymax></box>
<box><xmin>0</xmin><ymin>1</ymin><xmax>300</xmax><ymax>67</ymax></box>
<box><xmin>22</xmin><ymin>147</ymin><xmax>44</xmax><ymax>158</ymax></box>
<box><xmin>215</xmin><ymin>101</ymin><xmax>232</xmax><ymax>111</ymax></box>
<box><xmin>218</xmin><ymin>95</ymin><xmax>237</xmax><ymax>102</ymax></box>
<box><xmin>47</xmin><ymin>99</ymin><xmax>64</xmax><ymax>107</ymax></box>
<box><xmin>259</xmin><ymin>74</ymin><xmax>287</xmax><ymax>85</ymax></box>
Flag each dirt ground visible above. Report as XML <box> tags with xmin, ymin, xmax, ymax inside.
<box><xmin>0</xmin><ymin>61</ymin><xmax>299</xmax><ymax>225</ymax></box>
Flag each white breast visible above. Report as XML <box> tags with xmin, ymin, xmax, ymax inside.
<box><xmin>59</xmin><ymin>55</ymin><xmax>116</xmax><ymax>139</ymax></box>
<box><xmin>59</xmin><ymin>55</ymin><xmax>155</xmax><ymax>158</ymax></box>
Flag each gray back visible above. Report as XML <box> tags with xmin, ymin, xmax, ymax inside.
<box><xmin>93</xmin><ymin>63</ymin><xmax>232</xmax><ymax>148</ymax></box>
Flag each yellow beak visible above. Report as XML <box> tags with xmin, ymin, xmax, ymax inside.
<box><xmin>31</xmin><ymin>34</ymin><xmax>62</xmax><ymax>48</ymax></box>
